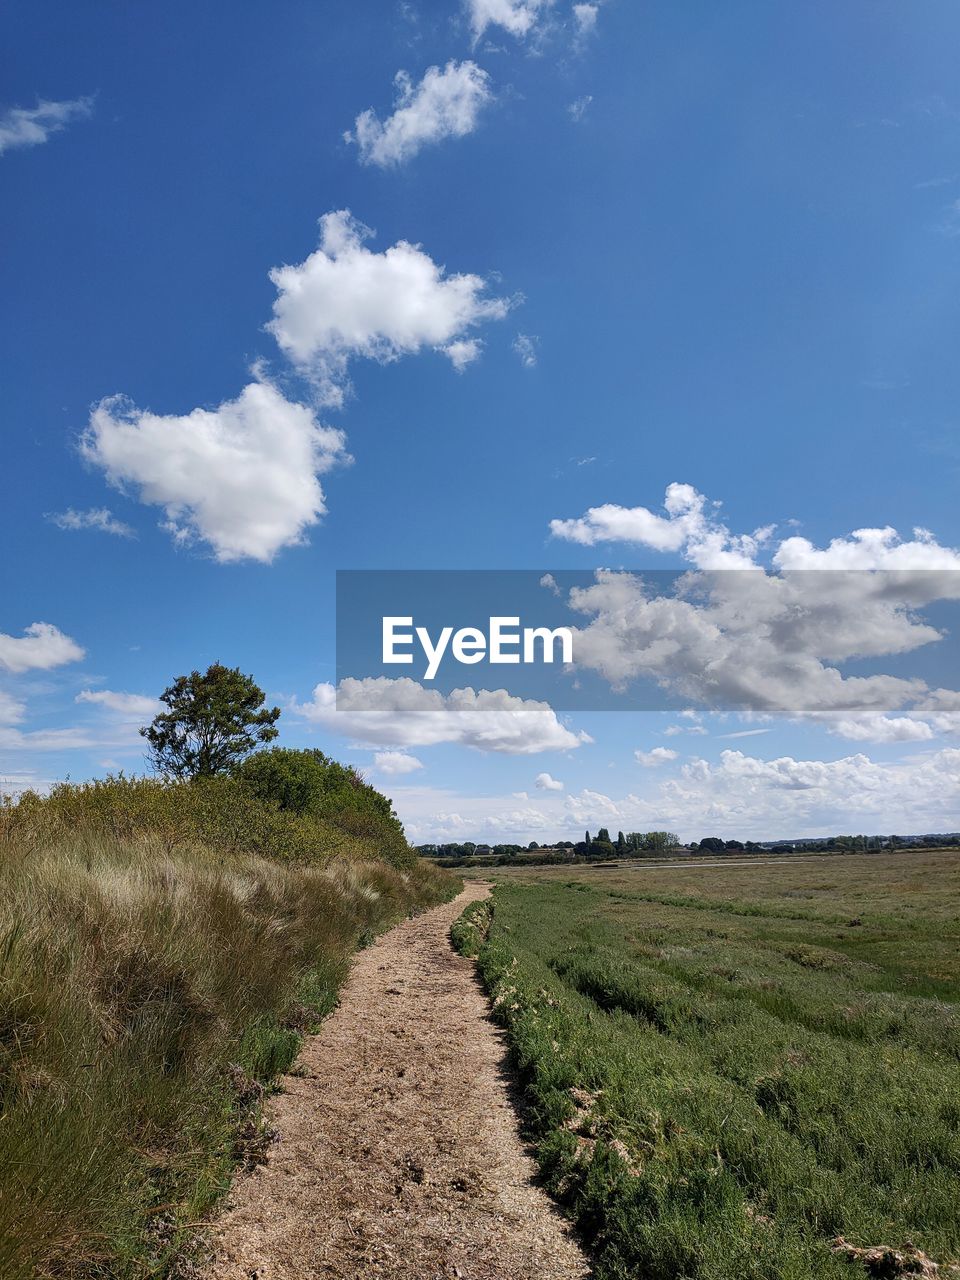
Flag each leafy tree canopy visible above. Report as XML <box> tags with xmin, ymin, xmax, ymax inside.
<box><xmin>141</xmin><ymin>663</ymin><xmax>280</xmax><ymax>780</ymax></box>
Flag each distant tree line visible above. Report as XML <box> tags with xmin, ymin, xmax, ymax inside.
<box><xmin>417</xmin><ymin>828</ymin><xmax>960</xmax><ymax>864</ymax></box>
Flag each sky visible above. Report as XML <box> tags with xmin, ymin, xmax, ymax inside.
<box><xmin>3</xmin><ymin>0</ymin><xmax>960</xmax><ymax>844</ymax></box>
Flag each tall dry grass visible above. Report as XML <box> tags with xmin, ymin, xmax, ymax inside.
<box><xmin>0</xmin><ymin>780</ymin><xmax>455</xmax><ymax>1278</ymax></box>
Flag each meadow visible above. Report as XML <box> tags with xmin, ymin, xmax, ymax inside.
<box><xmin>454</xmin><ymin>852</ymin><xmax>960</xmax><ymax>1279</ymax></box>
<box><xmin>0</xmin><ymin>769</ymin><xmax>455</xmax><ymax>1280</ymax></box>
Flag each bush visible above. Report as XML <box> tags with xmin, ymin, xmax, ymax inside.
<box><xmin>235</xmin><ymin>748</ymin><xmax>412</xmax><ymax>868</ymax></box>
<box><xmin>2</xmin><ymin>766</ymin><xmax>414</xmax><ymax>870</ymax></box>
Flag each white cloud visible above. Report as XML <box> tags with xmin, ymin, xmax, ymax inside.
<box><xmin>0</xmin><ymin>95</ymin><xmax>93</xmax><ymax>156</ymax></box>
<box><xmin>552</xmin><ymin>481</ymin><xmax>960</xmax><ymax>576</ymax></box>
<box><xmin>267</xmin><ymin>210</ymin><xmax>514</xmax><ymax>405</ymax></box>
<box><xmin>0</xmin><ymin>692</ymin><xmax>26</xmax><ymax>725</ymax></box>
<box><xmin>0</xmin><ymin>623</ymin><xmax>84</xmax><ymax>674</ymax></box>
<box><xmin>550</xmin><ymin>481</ymin><xmax>773</xmax><ymax>568</ymax></box>
<box><xmin>659</xmin><ymin>747</ymin><xmax>960</xmax><ymax>839</ymax></box>
<box><xmin>635</xmin><ymin>746</ymin><xmax>678</xmax><ymax>767</ymax></box>
<box><xmin>0</xmin><ymin>726</ymin><xmax>104</xmax><ymax>752</ymax></box>
<box><xmin>0</xmin><ymin>770</ymin><xmax>55</xmax><ymax>799</ymax></box>
<box><xmin>831</xmin><ymin>715</ymin><xmax>935</xmax><ymax>743</ymax></box>
<box><xmin>773</xmin><ymin>526</ymin><xmax>960</xmax><ymax>572</ymax></box>
<box><xmin>347</xmin><ymin>61</ymin><xmax>492</xmax><ymax>167</ymax></box>
<box><xmin>444</xmin><ymin>337</ymin><xmax>483</xmax><ymax>371</ymax></box>
<box><xmin>564</xmin><ymin>787</ymin><xmax>622</xmax><ymax>822</ymax></box>
<box><xmin>566</xmin><ymin>568</ymin><xmax>933</xmax><ymax>728</ymax></box>
<box><xmin>75</xmin><ymin>689</ymin><xmax>160</xmax><ymax>718</ymax></box>
<box><xmin>47</xmin><ymin>507</ymin><xmax>135</xmax><ymax>537</ymax></box>
<box><xmin>466</xmin><ymin>0</ymin><xmax>554</xmax><ymax>40</ymax></box>
<box><xmin>81</xmin><ymin>378</ymin><xmax>348</xmax><ymax>564</ymax></box>
<box><xmin>292</xmin><ymin>677</ymin><xmax>588</xmax><ymax>754</ymax></box>
<box><xmin>549</xmin><ymin>483</ymin><xmax>960</xmax><ymax>741</ymax></box>
<box><xmin>535</xmin><ymin>770</ymin><xmax>564</xmax><ymax>790</ymax></box>
<box><xmin>390</xmin><ymin>744</ymin><xmax>960</xmax><ymax>843</ymax></box>
<box><xmin>392</xmin><ymin>784</ymin><xmax>558</xmax><ymax>843</ymax></box>
<box><xmin>373</xmin><ymin>749</ymin><xmax>424</xmax><ymax>775</ymax></box>
<box><xmin>572</xmin><ymin>3</ymin><xmax>599</xmax><ymax>35</ymax></box>
<box><xmin>568</xmin><ymin>95</ymin><xmax>593</xmax><ymax>121</ymax></box>
<box><xmin>513</xmin><ymin>333</ymin><xmax>538</xmax><ymax>367</ymax></box>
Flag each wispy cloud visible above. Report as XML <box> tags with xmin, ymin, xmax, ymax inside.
<box><xmin>513</xmin><ymin>333</ymin><xmax>538</xmax><ymax>367</ymax></box>
<box><xmin>718</xmin><ymin>728</ymin><xmax>771</xmax><ymax>739</ymax></box>
<box><xmin>47</xmin><ymin>507</ymin><xmax>136</xmax><ymax>538</ymax></box>
<box><xmin>568</xmin><ymin>94</ymin><xmax>593</xmax><ymax>121</ymax></box>
<box><xmin>0</xmin><ymin>95</ymin><xmax>93</xmax><ymax>157</ymax></box>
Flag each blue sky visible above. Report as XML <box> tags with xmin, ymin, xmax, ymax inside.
<box><xmin>4</xmin><ymin>0</ymin><xmax>960</xmax><ymax>842</ymax></box>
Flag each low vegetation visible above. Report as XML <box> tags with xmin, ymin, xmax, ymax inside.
<box><xmin>0</xmin><ymin>763</ymin><xmax>456</xmax><ymax>1279</ymax></box>
<box><xmin>455</xmin><ymin>853</ymin><xmax>960</xmax><ymax>1279</ymax></box>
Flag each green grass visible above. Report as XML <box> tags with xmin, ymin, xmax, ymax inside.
<box><xmin>455</xmin><ymin>853</ymin><xmax>960</xmax><ymax>1279</ymax></box>
<box><xmin>0</xmin><ymin>777</ymin><xmax>457</xmax><ymax>1279</ymax></box>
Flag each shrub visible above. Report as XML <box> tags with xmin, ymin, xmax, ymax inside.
<box><xmin>235</xmin><ymin>747</ymin><xmax>412</xmax><ymax>868</ymax></box>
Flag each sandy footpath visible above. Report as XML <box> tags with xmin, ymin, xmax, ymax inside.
<box><xmin>204</xmin><ymin>882</ymin><xmax>591</xmax><ymax>1280</ymax></box>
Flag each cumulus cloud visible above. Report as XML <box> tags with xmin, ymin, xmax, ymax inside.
<box><xmin>47</xmin><ymin>507</ymin><xmax>135</xmax><ymax>537</ymax></box>
<box><xmin>267</xmin><ymin>211</ymin><xmax>514</xmax><ymax>405</ymax></box>
<box><xmin>466</xmin><ymin>0</ymin><xmax>554</xmax><ymax>40</ymax></box>
<box><xmin>81</xmin><ymin>378</ymin><xmax>348</xmax><ymax>564</ymax></box>
<box><xmin>538</xmin><ymin>748</ymin><xmax>960</xmax><ymax>842</ymax></box>
<box><xmin>659</xmin><ymin>747</ymin><xmax>960</xmax><ymax>838</ymax></box>
<box><xmin>0</xmin><ymin>95</ymin><xmax>93</xmax><ymax>156</ymax></box>
<box><xmin>292</xmin><ymin>677</ymin><xmax>588</xmax><ymax>754</ymax></box>
<box><xmin>635</xmin><ymin>746</ymin><xmax>678</xmax><ymax>767</ymax></box>
<box><xmin>550</xmin><ymin>481</ymin><xmax>774</xmax><ymax>568</ymax></box>
<box><xmin>347</xmin><ymin>61</ymin><xmax>492</xmax><ymax>167</ymax></box>
<box><xmin>535</xmin><ymin>770</ymin><xmax>564</xmax><ymax>790</ymax></box>
<box><xmin>387</xmin><ymin>743</ymin><xmax>960</xmax><ymax>844</ymax></box>
<box><xmin>567</xmin><ymin>568</ymin><xmax>934</xmax><ymax>729</ymax></box>
<box><xmin>0</xmin><ymin>623</ymin><xmax>84</xmax><ymax>674</ymax></box>
<box><xmin>75</xmin><ymin>689</ymin><xmax>160</xmax><ymax>717</ymax></box>
<box><xmin>773</xmin><ymin>527</ymin><xmax>960</xmax><ymax>572</ymax></box>
<box><xmin>513</xmin><ymin>333</ymin><xmax>538</xmax><ymax>367</ymax></box>
<box><xmin>373</xmin><ymin>749</ymin><xmax>424</xmax><ymax>775</ymax></box>
<box><xmin>549</xmin><ymin>482</ymin><xmax>960</xmax><ymax>741</ymax></box>
<box><xmin>563</xmin><ymin>787</ymin><xmax>623</xmax><ymax>823</ymax></box>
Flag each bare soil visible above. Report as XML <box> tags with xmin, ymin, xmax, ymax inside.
<box><xmin>205</xmin><ymin>883</ymin><xmax>591</xmax><ymax>1279</ymax></box>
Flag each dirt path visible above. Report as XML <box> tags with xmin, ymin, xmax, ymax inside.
<box><xmin>205</xmin><ymin>883</ymin><xmax>591</xmax><ymax>1280</ymax></box>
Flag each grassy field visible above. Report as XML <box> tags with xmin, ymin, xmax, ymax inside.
<box><xmin>454</xmin><ymin>852</ymin><xmax>960</xmax><ymax>1279</ymax></box>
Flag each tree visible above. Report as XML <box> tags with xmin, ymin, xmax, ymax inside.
<box><xmin>142</xmin><ymin>663</ymin><xmax>280</xmax><ymax>780</ymax></box>
<box><xmin>698</xmin><ymin>837</ymin><xmax>726</xmax><ymax>854</ymax></box>
<box><xmin>643</xmin><ymin>831</ymin><xmax>679</xmax><ymax>853</ymax></box>
<box><xmin>596</xmin><ymin>827</ymin><xmax>611</xmax><ymax>844</ymax></box>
